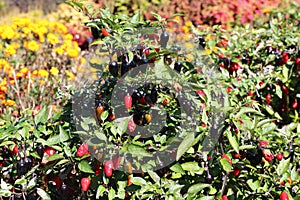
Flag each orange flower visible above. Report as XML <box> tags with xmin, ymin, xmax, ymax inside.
<box><xmin>31</xmin><ymin>70</ymin><xmax>38</xmax><ymax>77</ymax></box>
<box><xmin>2</xmin><ymin>99</ymin><xmax>17</xmax><ymax>107</ymax></box>
<box><xmin>19</xmin><ymin>67</ymin><xmax>29</xmax><ymax>75</ymax></box>
<box><xmin>0</xmin><ymin>93</ymin><xmax>5</xmax><ymax>100</ymax></box>
<box><xmin>0</xmin><ymin>85</ymin><xmax>8</xmax><ymax>93</ymax></box>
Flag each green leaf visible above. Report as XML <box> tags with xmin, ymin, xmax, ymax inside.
<box><xmin>78</xmin><ymin>160</ymin><xmax>95</xmax><ymax>174</ymax></box>
<box><xmin>291</xmin><ymin>166</ymin><xmax>300</xmax><ymax>181</ymax></box>
<box><xmin>150</xmin><ymin>12</ymin><xmax>161</xmax><ymax>21</ymax></box>
<box><xmin>199</xmin><ymin>196</ymin><xmax>215</xmax><ymax>200</ymax></box>
<box><xmin>275</xmin><ymin>85</ymin><xmax>282</xmax><ymax>98</ymax></box>
<box><xmin>127</xmin><ymin>144</ymin><xmax>151</xmax><ymax>157</ymax></box>
<box><xmin>282</xmin><ymin>66</ymin><xmax>289</xmax><ymax>82</ymax></box>
<box><xmin>176</xmin><ymin>132</ymin><xmax>195</xmax><ymax>161</ymax></box>
<box><xmin>220</xmin><ymin>158</ymin><xmax>232</xmax><ymax>172</ymax></box>
<box><xmin>256</xmin><ymin>119</ymin><xmax>276</xmax><ymax>128</ymax></box>
<box><xmin>276</xmin><ymin>158</ymin><xmax>290</xmax><ymax>176</ymax></box>
<box><xmin>101</xmin><ymin>111</ymin><xmax>109</xmax><ymax>121</ymax></box>
<box><xmin>59</xmin><ymin>125</ymin><xmax>69</xmax><ymax>143</ymax></box>
<box><xmin>187</xmin><ymin>183</ymin><xmax>210</xmax><ymax>194</ymax></box>
<box><xmin>48</xmin><ymin>153</ymin><xmax>63</xmax><ymax>162</ymax></box>
<box><xmin>246</xmin><ymin>179</ymin><xmax>260</xmax><ymax>191</ymax></box>
<box><xmin>131</xmin><ymin>177</ymin><xmax>147</xmax><ymax>186</ymax></box>
<box><xmin>170</xmin><ymin>163</ymin><xmax>184</xmax><ymax>174</ymax></box>
<box><xmin>108</xmin><ymin>188</ymin><xmax>116</xmax><ymax>200</ymax></box>
<box><xmin>128</xmin><ymin>51</ymin><xmax>134</xmax><ymax>63</ymax></box>
<box><xmin>115</xmin><ymin>117</ymin><xmax>131</xmax><ymax>134</ymax></box>
<box><xmin>131</xmin><ymin>12</ymin><xmax>140</xmax><ymax>24</ymax></box>
<box><xmin>227</xmin><ymin>130</ymin><xmax>239</xmax><ymax>153</ymax></box>
<box><xmin>235</xmin><ymin>107</ymin><xmax>263</xmax><ymax>118</ymax></box>
<box><xmin>96</xmin><ymin>185</ymin><xmax>106</xmax><ymax>198</ymax></box>
<box><xmin>27</xmin><ymin>177</ymin><xmax>37</xmax><ymax>190</ymax></box>
<box><xmin>34</xmin><ymin>106</ymin><xmax>48</xmax><ymax>125</ymax></box>
<box><xmin>169</xmin><ymin>13</ymin><xmax>185</xmax><ymax>19</ymax></box>
<box><xmin>47</xmin><ymin>134</ymin><xmax>61</xmax><ymax>146</ymax></box>
<box><xmin>181</xmin><ymin>162</ymin><xmax>201</xmax><ymax>172</ymax></box>
<box><xmin>36</xmin><ymin>188</ymin><xmax>51</xmax><ymax>200</ymax></box>
<box><xmin>147</xmin><ymin>170</ymin><xmax>160</xmax><ymax>183</ymax></box>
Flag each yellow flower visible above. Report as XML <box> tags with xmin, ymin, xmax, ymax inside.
<box><xmin>63</xmin><ymin>33</ymin><xmax>73</xmax><ymax>40</ymax></box>
<box><xmin>22</xmin><ymin>27</ymin><xmax>31</xmax><ymax>36</ymax></box>
<box><xmin>38</xmin><ymin>69</ymin><xmax>49</xmax><ymax>78</ymax></box>
<box><xmin>24</xmin><ymin>40</ymin><xmax>40</xmax><ymax>52</ymax></box>
<box><xmin>263</xmin><ymin>8</ymin><xmax>271</xmax><ymax>14</ymax></box>
<box><xmin>205</xmin><ymin>34</ymin><xmax>211</xmax><ymax>41</ymax></box>
<box><xmin>2</xmin><ymin>99</ymin><xmax>17</xmax><ymax>107</ymax></box>
<box><xmin>1</xmin><ymin>26</ymin><xmax>15</xmax><ymax>40</ymax></box>
<box><xmin>182</xmin><ymin>26</ymin><xmax>189</xmax><ymax>34</ymax></box>
<box><xmin>186</xmin><ymin>54</ymin><xmax>194</xmax><ymax>62</ymax></box>
<box><xmin>185</xmin><ymin>21</ymin><xmax>193</xmax><ymax>26</ymax></box>
<box><xmin>19</xmin><ymin>67</ymin><xmax>29</xmax><ymax>76</ymax></box>
<box><xmin>65</xmin><ymin>70</ymin><xmax>75</xmax><ymax>80</ymax></box>
<box><xmin>10</xmin><ymin>42</ymin><xmax>20</xmax><ymax>49</ymax></box>
<box><xmin>4</xmin><ymin>45</ymin><xmax>17</xmax><ymax>57</ymax></box>
<box><xmin>50</xmin><ymin>67</ymin><xmax>59</xmax><ymax>76</ymax></box>
<box><xmin>205</xmin><ymin>49</ymin><xmax>212</xmax><ymax>55</ymax></box>
<box><xmin>49</xmin><ymin>22</ymin><xmax>67</xmax><ymax>34</ymax></box>
<box><xmin>13</xmin><ymin>18</ymin><xmax>31</xmax><ymax>28</ymax></box>
<box><xmin>47</xmin><ymin>33</ymin><xmax>59</xmax><ymax>45</ymax></box>
<box><xmin>67</xmin><ymin>48</ymin><xmax>79</xmax><ymax>58</ymax></box>
<box><xmin>54</xmin><ymin>47</ymin><xmax>64</xmax><ymax>55</ymax></box>
<box><xmin>80</xmin><ymin>58</ymin><xmax>86</xmax><ymax>64</ymax></box>
<box><xmin>39</xmin><ymin>80</ymin><xmax>45</xmax><ymax>85</ymax></box>
<box><xmin>0</xmin><ymin>59</ymin><xmax>10</xmax><ymax>70</ymax></box>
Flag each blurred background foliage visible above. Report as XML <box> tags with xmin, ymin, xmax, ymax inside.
<box><xmin>1</xmin><ymin>0</ymin><xmax>300</xmax><ymax>29</ymax></box>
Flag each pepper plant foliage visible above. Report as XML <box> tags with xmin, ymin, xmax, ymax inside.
<box><xmin>0</xmin><ymin>1</ymin><xmax>300</xmax><ymax>200</ymax></box>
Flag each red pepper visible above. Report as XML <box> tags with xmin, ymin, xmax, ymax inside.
<box><xmin>104</xmin><ymin>160</ymin><xmax>113</xmax><ymax>177</ymax></box>
<box><xmin>128</xmin><ymin>118</ymin><xmax>136</xmax><ymax>133</ymax></box>
<box><xmin>102</xmin><ymin>28</ymin><xmax>110</xmax><ymax>37</ymax></box>
<box><xmin>232</xmin><ymin>167</ymin><xmax>241</xmax><ymax>177</ymax></box>
<box><xmin>76</xmin><ymin>143</ymin><xmax>90</xmax><ymax>157</ymax></box>
<box><xmin>124</xmin><ymin>94</ymin><xmax>132</xmax><ymax>109</ymax></box>
<box><xmin>80</xmin><ymin>177</ymin><xmax>91</xmax><ymax>192</ymax></box>
<box><xmin>11</xmin><ymin>145</ymin><xmax>19</xmax><ymax>154</ymax></box>
<box><xmin>44</xmin><ymin>147</ymin><xmax>56</xmax><ymax>157</ymax></box>
<box><xmin>280</xmin><ymin>191</ymin><xmax>289</xmax><ymax>200</ymax></box>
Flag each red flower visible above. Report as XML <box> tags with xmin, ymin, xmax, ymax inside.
<box><xmin>76</xmin><ymin>143</ymin><xmax>90</xmax><ymax>157</ymax></box>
